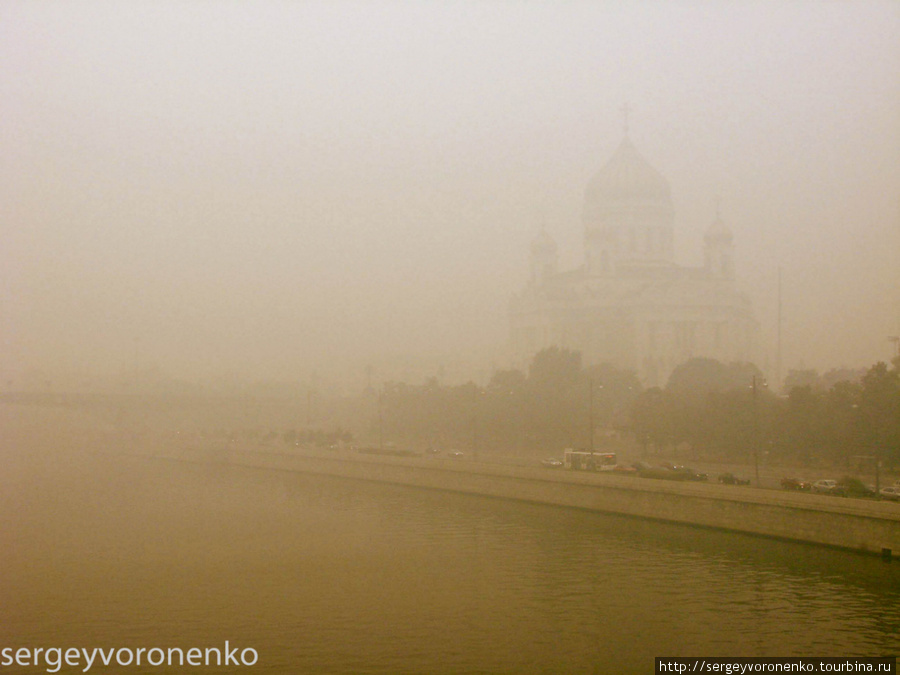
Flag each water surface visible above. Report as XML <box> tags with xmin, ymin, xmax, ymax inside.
<box><xmin>3</xmin><ymin>449</ymin><xmax>898</xmax><ymax>674</ymax></box>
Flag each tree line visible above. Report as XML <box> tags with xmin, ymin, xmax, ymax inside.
<box><xmin>374</xmin><ymin>348</ymin><xmax>900</xmax><ymax>469</ymax></box>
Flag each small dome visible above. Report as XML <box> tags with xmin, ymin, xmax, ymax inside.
<box><xmin>705</xmin><ymin>213</ymin><xmax>733</xmax><ymax>244</ymax></box>
<box><xmin>585</xmin><ymin>138</ymin><xmax>672</xmax><ymax>209</ymax></box>
<box><xmin>530</xmin><ymin>229</ymin><xmax>557</xmax><ymax>255</ymax></box>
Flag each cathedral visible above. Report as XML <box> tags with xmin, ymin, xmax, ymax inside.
<box><xmin>509</xmin><ymin>128</ymin><xmax>757</xmax><ymax>387</ymax></box>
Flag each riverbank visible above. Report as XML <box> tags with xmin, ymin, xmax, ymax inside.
<box><xmin>157</xmin><ymin>444</ymin><xmax>900</xmax><ymax>559</ymax></box>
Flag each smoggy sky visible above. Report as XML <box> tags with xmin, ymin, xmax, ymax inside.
<box><xmin>2</xmin><ymin>1</ymin><xmax>898</xmax><ymax>389</ymax></box>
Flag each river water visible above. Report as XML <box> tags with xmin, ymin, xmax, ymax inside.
<box><xmin>3</xmin><ymin>449</ymin><xmax>898</xmax><ymax>674</ymax></box>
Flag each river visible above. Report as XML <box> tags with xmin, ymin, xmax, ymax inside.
<box><xmin>2</xmin><ymin>448</ymin><xmax>898</xmax><ymax>674</ymax></box>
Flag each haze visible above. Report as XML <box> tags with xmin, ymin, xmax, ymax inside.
<box><xmin>2</xmin><ymin>1</ymin><xmax>898</xmax><ymax>391</ymax></box>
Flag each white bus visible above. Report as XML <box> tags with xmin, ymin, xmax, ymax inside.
<box><xmin>563</xmin><ymin>449</ymin><xmax>617</xmax><ymax>471</ymax></box>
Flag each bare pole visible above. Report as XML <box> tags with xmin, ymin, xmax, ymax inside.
<box><xmin>589</xmin><ymin>378</ymin><xmax>594</xmax><ymax>457</ymax></box>
<box><xmin>472</xmin><ymin>385</ymin><xmax>477</xmax><ymax>459</ymax></box>
<box><xmin>777</xmin><ymin>266</ymin><xmax>782</xmax><ymax>391</ymax></box>
<box><xmin>752</xmin><ymin>375</ymin><xmax>760</xmax><ymax>487</ymax></box>
<box><xmin>378</xmin><ymin>390</ymin><xmax>384</xmax><ymax>451</ymax></box>
<box><xmin>876</xmin><ymin>456</ymin><xmax>881</xmax><ymax>496</ymax></box>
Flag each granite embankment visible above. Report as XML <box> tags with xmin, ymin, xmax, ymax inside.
<box><xmin>165</xmin><ymin>446</ymin><xmax>900</xmax><ymax>558</ymax></box>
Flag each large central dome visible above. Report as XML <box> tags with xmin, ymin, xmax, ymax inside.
<box><xmin>584</xmin><ymin>138</ymin><xmax>672</xmax><ymax>210</ymax></box>
<box><xmin>581</xmin><ymin>135</ymin><xmax>676</xmax><ymax>272</ymax></box>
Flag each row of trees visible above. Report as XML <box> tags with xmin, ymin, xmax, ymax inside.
<box><xmin>197</xmin><ymin>427</ymin><xmax>354</xmax><ymax>447</ymax></box>
<box><xmin>376</xmin><ymin>347</ymin><xmax>640</xmax><ymax>455</ymax></box>
<box><xmin>375</xmin><ymin>348</ymin><xmax>900</xmax><ymax>469</ymax></box>
<box><xmin>632</xmin><ymin>357</ymin><xmax>900</xmax><ymax>469</ymax></box>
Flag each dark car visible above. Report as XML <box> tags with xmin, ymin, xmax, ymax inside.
<box><xmin>781</xmin><ymin>477</ymin><xmax>811</xmax><ymax>491</ymax></box>
<box><xmin>835</xmin><ymin>477</ymin><xmax>876</xmax><ymax>498</ymax></box>
<box><xmin>718</xmin><ymin>472</ymin><xmax>750</xmax><ymax>486</ymax></box>
<box><xmin>672</xmin><ymin>466</ymin><xmax>708</xmax><ymax>481</ymax></box>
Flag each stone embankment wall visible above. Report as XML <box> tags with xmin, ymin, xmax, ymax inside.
<box><xmin>174</xmin><ymin>447</ymin><xmax>900</xmax><ymax>558</ymax></box>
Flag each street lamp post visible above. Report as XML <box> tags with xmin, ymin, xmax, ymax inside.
<box><xmin>589</xmin><ymin>378</ymin><xmax>594</xmax><ymax>458</ymax></box>
<box><xmin>471</xmin><ymin>386</ymin><xmax>483</xmax><ymax>461</ymax></box>
<box><xmin>472</xmin><ymin>390</ymin><xmax>477</xmax><ymax>460</ymax></box>
<box><xmin>378</xmin><ymin>391</ymin><xmax>384</xmax><ymax>451</ymax></box>
<box><xmin>751</xmin><ymin>375</ymin><xmax>765</xmax><ymax>487</ymax></box>
<box><xmin>877</xmin><ymin>457</ymin><xmax>881</xmax><ymax>495</ymax></box>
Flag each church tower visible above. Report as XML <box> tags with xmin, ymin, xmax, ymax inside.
<box><xmin>529</xmin><ymin>228</ymin><xmax>558</xmax><ymax>286</ymax></box>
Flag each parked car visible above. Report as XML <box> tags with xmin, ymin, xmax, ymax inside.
<box><xmin>781</xmin><ymin>477</ymin><xmax>811</xmax><ymax>491</ymax></box>
<box><xmin>541</xmin><ymin>457</ymin><xmax>564</xmax><ymax>468</ymax></box>
<box><xmin>672</xmin><ymin>466</ymin><xmax>708</xmax><ymax>481</ymax></box>
<box><xmin>811</xmin><ymin>479</ymin><xmax>839</xmax><ymax>494</ymax></box>
<box><xmin>612</xmin><ymin>464</ymin><xmax>638</xmax><ymax>474</ymax></box>
<box><xmin>879</xmin><ymin>486</ymin><xmax>900</xmax><ymax>501</ymax></box>
<box><xmin>835</xmin><ymin>477</ymin><xmax>876</xmax><ymax>498</ymax></box>
<box><xmin>718</xmin><ymin>472</ymin><xmax>750</xmax><ymax>486</ymax></box>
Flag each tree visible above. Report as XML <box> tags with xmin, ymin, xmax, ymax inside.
<box><xmin>782</xmin><ymin>385</ymin><xmax>823</xmax><ymax>463</ymax></box>
<box><xmin>524</xmin><ymin>348</ymin><xmax>585</xmax><ymax>450</ymax></box>
<box><xmin>666</xmin><ymin>357</ymin><xmax>729</xmax><ymax>400</ymax></box>
<box><xmin>528</xmin><ymin>347</ymin><xmax>582</xmax><ymax>390</ymax></box>
<box><xmin>783</xmin><ymin>369</ymin><xmax>820</xmax><ymax>393</ymax></box>
<box><xmin>631</xmin><ymin>387</ymin><xmax>681</xmax><ymax>453</ymax></box>
<box><xmin>584</xmin><ymin>362</ymin><xmax>642</xmax><ymax>429</ymax></box>
<box><xmin>821</xmin><ymin>379</ymin><xmax>861</xmax><ymax>463</ymax></box>
<box><xmin>487</xmin><ymin>368</ymin><xmax>526</xmax><ymax>395</ymax></box>
<box><xmin>666</xmin><ymin>357</ymin><xmax>763</xmax><ymax>408</ymax></box>
<box><xmin>820</xmin><ymin>367</ymin><xmax>865</xmax><ymax>391</ymax></box>
<box><xmin>858</xmin><ymin>361</ymin><xmax>900</xmax><ymax>469</ymax></box>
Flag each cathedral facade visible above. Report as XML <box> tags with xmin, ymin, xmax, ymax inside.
<box><xmin>509</xmin><ymin>132</ymin><xmax>757</xmax><ymax>387</ymax></box>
